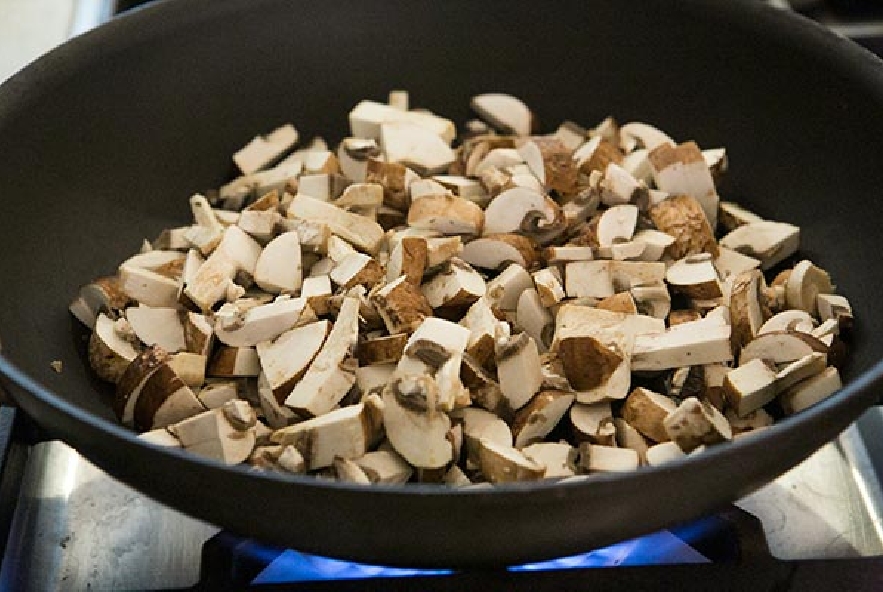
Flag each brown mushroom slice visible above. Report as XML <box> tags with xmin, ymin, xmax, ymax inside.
<box><xmin>471</xmin><ymin>93</ymin><xmax>532</xmax><ymax>137</ymax></box>
<box><xmin>517</xmin><ymin>138</ymin><xmax>578</xmax><ymax>195</ymax></box>
<box><xmin>599</xmin><ymin>163</ymin><xmax>648</xmax><ymax>207</ymax></box>
<box><xmin>183</xmin><ymin>311</ymin><xmax>213</xmax><ymax>357</ymax></box>
<box><xmin>483</xmin><ymin>187</ymin><xmax>564</xmax><ymax>243</ymax></box>
<box><xmin>649</xmin><ymin>141</ymin><xmax>719</xmax><ymax>227</ymax></box>
<box><xmin>579</xmin><ymin>444</ymin><xmax>639</xmax><ymax>473</ymax></box>
<box><xmin>631</xmin><ymin>318</ymin><xmax>733</xmax><ymax>371</ymax></box>
<box><xmin>183</xmin><ymin>226</ymin><xmax>263</xmax><ymax>312</ymax></box>
<box><xmin>521</xmin><ymin>442</ymin><xmax>578</xmax><ymax>479</ymax></box>
<box><xmin>277</xmin><ymin>218</ymin><xmax>331</xmax><ymax>254</ymax></box>
<box><xmin>214</xmin><ymin>297</ymin><xmax>315</xmax><ymax>348</ymax></box>
<box><xmin>630</xmin><ymin>282</ymin><xmax>672</xmax><ymax>319</ymax></box>
<box><xmin>256</xmin><ymin>320</ymin><xmax>330</xmax><ymax>402</ymax></box>
<box><xmin>719</xmin><ymin>221</ymin><xmax>800</xmax><ymax>271</ymax></box>
<box><xmin>663</xmin><ymin>396</ymin><xmax>732</xmax><ymax>452</ymax></box>
<box><xmin>453</xmin><ymin>406</ymin><xmax>513</xmax><ymax>470</ymax></box>
<box><xmin>353</xmin><ymin>449</ymin><xmax>413</xmax><ymax>484</ymax></box>
<box><xmin>718</xmin><ymin>201</ymin><xmax>764</xmax><ymax>232</ymax></box>
<box><xmin>425</xmin><ymin>236</ymin><xmax>463</xmax><ymax>270</ymax></box>
<box><xmin>114</xmin><ymin>346</ymin><xmax>171</xmax><ymax>424</ymax></box>
<box><xmin>386</xmin><ymin>236</ymin><xmax>427</xmax><ymax>285</ymax></box>
<box><xmin>89</xmin><ymin>313</ymin><xmax>142</xmax><ymax>384</ymax></box>
<box><xmin>622</xmin><ymin>387</ymin><xmax>678</xmax><ymax>443</ymax></box>
<box><xmin>564</xmin><ymin>260</ymin><xmax>615</xmax><ymax>299</ymax></box>
<box><xmin>574</xmin><ymin>136</ymin><xmax>623</xmax><ymax>176</ymax></box>
<box><xmin>288</xmin><ymin>194</ymin><xmax>384</xmax><ymax>255</ymax></box>
<box><xmin>739</xmin><ymin>330</ymin><xmax>827</xmax><ymax>367</ymax></box>
<box><xmin>531</xmin><ymin>268</ymin><xmax>565</xmax><ymax>308</ymax></box>
<box><xmin>381</xmin><ymin>377</ymin><xmax>453</xmax><ymax>469</ymax></box>
<box><xmin>461</xmin><ymin>234</ymin><xmax>537</xmax><ymax>272</ymax></box>
<box><xmin>208</xmin><ymin>346</ymin><xmax>261</xmax><ymax>378</ymax></box>
<box><xmin>357</xmin><ymin>333</ymin><xmax>409</xmax><ymax>366</ymax></box>
<box><xmin>253</xmin><ymin>231</ymin><xmax>302</xmax><ymax>294</ymax></box>
<box><xmin>255</xmin><ymin>371</ymin><xmax>297</xmax><ymax>429</ymax></box>
<box><xmin>496</xmin><ymin>332</ymin><xmax>544</xmax><ymax>411</ymax></box>
<box><xmin>380</xmin><ymin>122</ymin><xmax>456</xmax><ymax>175</ymax></box>
<box><xmin>646</xmin><ymin>441</ymin><xmax>686</xmax><ymax>467</ymax></box>
<box><xmin>70</xmin><ymin>277</ymin><xmax>131</xmax><ymax>330</ymax></box>
<box><xmin>329</xmin><ymin>253</ymin><xmax>384</xmax><ymax>290</ymax></box>
<box><xmin>422</xmin><ymin>258</ymin><xmax>487</xmax><ymax>310</ymax></box>
<box><xmin>569</xmin><ymin>402</ymin><xmax>616</xmax><ymax>446</ymax></box>
<box><xmin>433</xmin><ymin>175</ymin><xmax>487</xmax><ymax>202</ymax></box>
<box><xmin>557</xmin><ymin>334</ymin><xmax>622</xmax><ymax>392</ymax></box>
<box><xmin>512</xmin><ymin>391</ymin><xmax>575</xmax><ymax>448</ymax></box>
<box><xmin>167</xmin><ymin>352</ymin><xmax>206</xmax><ymax>388</ymax></box>
<box><xmin>722</xmin><ymin>358</ymin><xmax>778</xmax><ymax>417</ymax></box>
<box><xmin>407</xmin><ymin>194</ymin><xmax>485</xmax><ymax>236</ymax></box>
<box><xmin>272</xmin><ymin>395</ymin><xmax>384</xmax><ymax>470</ymax></box>
<box><xmin>486</xmin><ymin>263</ymin><xmax>534</xmax><ymax>311</ymax></box>
<box><xmin>596</xmin><ymin>292</ymin><xmax>638</xmax><ymax>315</ymax></box>
<box><xmin>779</xmin><ymin>366</ymin><xmax>842</xmax><ymax>415</ymax></box>
<box><xmin>714</xmin><ymin>246</ymin><xmax>761</xmax><ymax>280</ymax></box>
<box><xmin>170</xmin><ymin>407</ymin><xmax>256</xmax><ymax>464</ymax></box>
<box><xmin>478</xmin><ymin>438</ymin><xmax>545</xmax><ymax>483</ymax></box>
<box><xmin>371</xmin><ymin>275</ymin><xmax>433</xmax><ymax>335</ymax></box>
<box><xmin>665</xmin><ymin>255</ymin><xmax>723</xmax><ymax>300</ymax></box>
<box><xmin>613</xmin><ymin>418</ymin><xmax>650</xmax><ymax>465</ymax></box>
<box><xmin>816</xmin><ymin>294</ymin><xmax>853</xmax><ymax>332</ymax></box>
<box><xmin>648</xmin><ymin>194</ymin><xmax>719</xmax><ymax>259</ymax></box>
<box><xmin>365</xmin><ymin>159</ymin><xmax>420</xmax><ymax>211</ymax></box>
<box><xmin>784</xmin><ymin>260</ymin><xmax>833</xmax><ymax>316</ymax></box>
<box><xmin>233</xmin><ymin>123</ymin><xmax>299</xmax><ymax>175</ymax></box>
<box><xmin>619</xmin><ymin>122</ymin><xmax>674</xmax><ymax>152</ymax></box>
<box><xmin>284</xmin><ymin>297</ymin><xmax>359</xmax><ymax>417</ymax></box>
<box><xmin>729</xmin><ymin>269</ymin><xmax>766</xmax><ymax>350</ymax></box>
<box><xmin>133</xmin><ymin>363</ymin><xmax>206</xmax><ymax>432</ymax></box>
<box><xmin>394</xmin><ymin>319</ymin><xmax>470</xmax><ymax>412</ymax></box>
<box><xmin>757</xmin><ymin>310</ymin><xmax>815</xmax><ymax>336</ymax></box>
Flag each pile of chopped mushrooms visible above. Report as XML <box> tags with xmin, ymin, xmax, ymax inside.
<box><xmin>70</xmin><ymin>92</ymin><xmax>854</xmax><ymax>485</ymax></box>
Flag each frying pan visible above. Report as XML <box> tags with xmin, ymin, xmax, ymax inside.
<box><xmin>1</xmin><ymin>0</ymin><xmax>882</xmax><ymax>568</ymax></box>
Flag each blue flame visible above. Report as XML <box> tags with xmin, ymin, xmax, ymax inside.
<box><xmin>252</xmin><ymin>529</ymin><xmax>710</xmax><ymax>584</ymax></box>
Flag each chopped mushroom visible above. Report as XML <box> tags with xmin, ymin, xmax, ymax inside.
<box><xmin>663</xmin><ymin>397</ymin><xmax>732</xmax><ymax>452</ymax></box>
<box><xmin>471</xmin><ymin>93</ymin><xmax>532</xmax><ymax>137</ymax></box>
<box><xmin>779</xmin><ymin>366</ymin><xmax>841</xmax><ymax>414</ymax></box>
<box><xmin>579</xmin><ymin>444</ymin><xmax>639</xmax><ymax>473</ymax></box>
<box><xmin>646</xmin><ymin>441</ymin><xmax>686</xmax><ymax>467</ymax></box>
<box><xmin>454</xmin><ymin>406</ymin><xmax>513</xmax><ymax>470</ymax></box>
<box><xmin>784</xmin><ymin>260</ymin><xmax>833</xmax><ymax>316</ymax></box>
<box><xmin>648</xmin><ymin>194</ymin><xmax>719</xmax><ymax>259</ymax></box>
<box><xmin>719</xmin><ymin>221</ymin><xmax>800</xmax><ymax>271</ymax></box>
<box><xmin>521</xmin><ymin>442</ymin><xmax>578</xmax><ymax>478</ymax></box>
<box><xmin>478</xmin><ymin>438</ymin><xmax>545</xmax><ymax>483</ymax></box>
<box><xmin>648</xmin><ymin>141</ymin><xmax>719</xmax><ymax>227</ymax></box>
<box><xmin>253</xmin><ymin>231</ymin><xmax>303</xmax><ymax>293</ymax></box>
<box><xmin>461</xmin><ymin>234</ymin><xmax>537</xmax><ymax>271</ymax></box>
<box><xmin>511</xmin><ymin>391</ymin><xmax>575</xmax><ymax>448</ymax></box>
<box><xmin>381</xmin><ymin>376</ymin><xmax>453</xmax><ymax>469</ymax></box>
<box><xmin>233</xmin><ymin>124</ymin><xmax>299</xmax><ymax>175</ymax></box>
<box><xmin>89</xmin><ymin>313</ymin><xmax>141</xmax><ymax>384</ymax></box>
<box><xmin>739</xmin><ymin>330</ymin><xmax>827</xmax><ymax>367</ymax></box>
<box><xmin>570</xmin><ymin>402</ymin><xmax>616</xmax><ymax>446</ymax></box>
<box><xmin>170</xmin><ymin>407</ymin><xmax>256</xmax><ymax>464</ymax></box>
<box><xmin>723</xmin><ymin>358</ymin><xmax>778</xmax><ymax>417</ymax></box>
<box><xmin>407</xmin><ymin>194</ymin><xmax>485</xmax><ymax>235</ymax></box>
<box><xmin>496</xmin><ymin>332</ymin><xmax>544</xmax><ymax>411</ymax></box>
<box><xmin>622</xmin><ymin>387</ymin><xmax>678</xmax><ymax>443</ymax></box>
<box><xmin>483</xmin><ymin>187</ymin><xmax>564</xmax><ymax>243</ymax></box>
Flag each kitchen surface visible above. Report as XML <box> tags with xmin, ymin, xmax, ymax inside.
<box><xmin>4</xmin><ymin>0</ymin><xmax>883</xmax><ymax>589</ymax></box>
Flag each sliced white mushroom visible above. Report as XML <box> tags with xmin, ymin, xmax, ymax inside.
<box><xmin>496</xmin><ymin>332</ymin><xmax>543</xmax><ymax>411</ymax></box>
<box><xmin>329</xmin><ymin>252</ymin><xmax>385</xmax><ymax>290</ymax></box>
<box><xmin>253</xmin><ymin>319</ymin><xmax>330</xmax><ymax>402</ymax></box>
<box><xmin>599</xmin><ymin>163</ymin><xmax>648</xmax><ymax>207</ymax></box>
<box><xmin>645</xmin><ymin>441</ymin><xmax>686</xmax><ymax>467</ymax></box>
<box><xmin>663</xmin><ymin>397</ymin><xmax>732</xmax><ymax>452</ymax></box>
<box><xmin>775</xmin><ymin>352</ymin><xmax>828</xmax><ymax>391</ymax></box>
<box><xmin>719</xmin><ymin>221</ymin><xmax>800</xmax><ymax>271</ymax></box>
<box><xmin>779</xmin><ymin>366</ymin><xmax>841</xmax><ymax>415</ymax></box>
<box><xmin>471</xmin><ymin>93</ymin><xmax>532</xmax><ymax>137</ymax></box>
<box><xmin>214</xmin><ymin>297</ymin><xmax>314</xmax><ymax>348</ymax></box>
<box><xmin>632</xmin><ymin>317</ymin><xmax>733</xmax><ymax>371</ymax></box>
<box><xmin>433</xmin><ymin>175</ymin><xmax>487</xmax><ymax>202</ymax></box>
<box><xmin>478</xmin><ymin>438</ymin><xmax>545</xmax><ymax>483</ymax></box>
<box><xmin>739</xmin><ymin>330</ymin><xmax>827</xmax><ymax>367</ymax></box>
<box><xmin>569</xmin><ymin>402</ymin><xmax>616</xmax><ymax>446</ymax></box>
<box><xmin>121</xmin><ymin>306</ymin><xmax>185</xmax><ymax>352</ymax></box>
<box><xmin>485</xmin><ymin>263</ymin><xmax>533</xmax><ymax>311</ymax></box>
<box><xmin>253</xmin><ymin>231</ymin><xmax>302</xmax><ymax>294</ymax></box>
<box><xmin>380</xmin><ymin>122</ymin><xmax>456</xmax><ymax>175</ymax></box>
<box><xmin>183</xmin><ymin>226</ymin><xmax>263</xmax><ymax>312</ymax></box>
<box><xmin>723</xmin><ymin>358</ymin><xmax>778</xmax><ymax>417</ymax></box>
<box><xmin>461</xmin><ymin>234</ymin><xmax>537</xmax><ymax>271</ymax></box>
<box><xmin>349</xmin><ymin>100</ymin><xmax>455</xmax><ymax>144</ymax></box>
<box><xmin>564</xmin><ymin>260</ymin><xmax>614</xmax><ymax>298</ymax></box>
<box><xmin>118</xmin><ymin>264</ymin><xmax>181</xmax><ymax>309</ymax></box>
<box><xmin>169</xmin><ymin>407</ymin><xmax>256</xmax><ymax>464</ymax></box>
<box><xmin>665</xmin><ymin>255</ymin><xmax>722</xmax><ymax>300</ymax></box>
<box><xmin>514</xmin><ymin>288</ymin><xmax>553</xmax><ymax>351</ymax></box>
<box><xmin>288</xmin><ymin>194</ymin><xmax>384</xmax><ymax>255</ymax></box>
<box><xmin>619</xmin><ymin>122</ymin><xmax>674</xmax><ymax>152</ymax></box>
<box><xmin>595</xmin><ymin>204</ymin><xmax>639</xmax><ymax>248</ymax></box>
<box><xmin>422</xmin><ymin>258</ymin><xmax>486</xmax><ymax>309</ymax></box>
<box><xmin>483</xmin><ymin>186</ymin><xmax>564</xmax><ymax>242</ymax></box>
<box><xmin>332</xmin><ymin>457</ymin><xmax>372</xmax><ymax>485</ymax></box>
<box><xmin>351</xmin><ymin>449</ymin><xmax>412</xmax><ymax>484</ymax></box>
<box><xmin>785</xmin><ymin>260</ymin><xmax>833</xmax><ymax>316</ymax></box>
<box><xmin>89</xmin><ymin>313</ymin><xmax>141</xmax><ymax>384</ymax></box>
<box><xmin>453</xmin><ymin>406</ymin><xmax>513</xmax><ymax>470</ymax></box>
<box><xmin>207</xmin><ymin>346</ymin><xmax>261</xmax><ymax>378</ymax></box>
<box><xmin>511</xmin><ymin>391</ymin><xmax>575</xmax><ymax>448</ymax></box>
<box><xmin>408</xmin><ymin>178</ymin><xmax>448</xmax><ymax>201</ymax></box>
<box><xmin>758</xmin><ymin>310</ymin><xmax>815</xmax><ymax>336</ymax></box>
<box><xmin>381</xmin><ymin>377</ymin><xmax>453</xmax><ymax>469</ymax></box>
<box><xmin>233</xmin><ymin>123</ymin><xmax>299</xmax><ymax>175</ymax></box>
<box><xmin>271</xmin><ymin>396</ymin><xmax>384</xmax><ymax>470</ymax></box>
<box><xmin>521</xmin><ymin>442</ymin><xmax>577</xmax><ymax>478</ymax></box>
<box><xmin>649</xmin><ymin>141</ymin><xmax>719</xmax><ymax>227</ymax></box>
<box><xmin>610</xmin><ymin>261</ymin><xmax>667</xmax><ymax>291</ymax></box>
<box><xmin>579</xmin><ymin>443</ymin><xmax>639</xmax><ymax>473</ymax></box>
<box><xmin>407</xmin><ymin>194</ymin><xmax>485</xmax><ymax>236</ymax></box>
<box><xmin>337</xmin><ymin>137</ymin><xmax>381</xmax><ymax>183</ymax></box>
<box><xmin>284</xmin><ymin>296</ymin><xmax>359</xmax><ymax>417</ymax></box>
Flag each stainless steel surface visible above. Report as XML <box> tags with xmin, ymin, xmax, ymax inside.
<box><xmin>0</xmin><ymin>441</ymin><xmax>219</xmax><ymax>591</ymax></box>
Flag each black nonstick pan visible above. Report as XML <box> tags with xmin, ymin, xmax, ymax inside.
<box><xmin>1</xmin><ymin>0</ymin><xmax>883</xmax><ymax>568</ymax></box>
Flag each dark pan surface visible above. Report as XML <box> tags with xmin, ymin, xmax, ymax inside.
<box><xmin>1</xmin><ymin>0</ymin><xmax>883</xmax><ymax>567</ymax></box>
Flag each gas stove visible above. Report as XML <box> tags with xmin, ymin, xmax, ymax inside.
<box><xmin>4</xmin><ymin>0</ymin><xmax>883</xmax><ymax>589</ymax></box>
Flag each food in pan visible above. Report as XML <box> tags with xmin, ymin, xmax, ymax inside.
<box><xmin>69</xmin><ymin>92</ymin><xmax>853</xmax><ymax>484</ymax></box>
